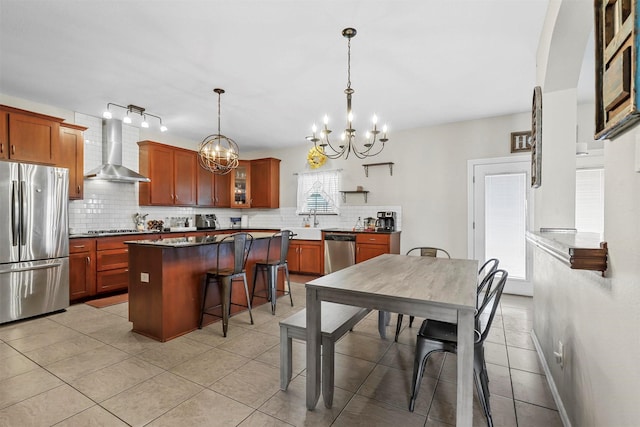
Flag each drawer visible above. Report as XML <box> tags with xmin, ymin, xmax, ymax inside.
<box><xmin>69</xmin><ymin>238</ymin><xmax>96</xmax><ymax>253</ymax></box>
<box><xmin>356</xmin><ymin>233</ymin><xmax>390</xmax><ymax>245</ymax></box>
<box><xmin>96</xmin><ymin>235</ymin><xmax>131</xmax><ymax>250</ymax></box>
<box><xmin>97</xmin><ymin>268</ymin><xmax>129</xmax><ymax>293</ymax></box>
<box><xmin>97</xmin><ymin>248</ymin><xmax>129</xmax><ymax>271</ymax></box>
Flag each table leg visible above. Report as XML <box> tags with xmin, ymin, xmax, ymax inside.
<box><xmin>377</xmin><ymin>310</ymin><xmax>388</xmax><ymax>339</ymax></box>
<box><xmin>457</xmin><ymin>309</ymin><xmax>474</xmax><ymax>426</ymax></box>
<box><xmin>306</xmin><ymin>287</ymin><xmax>321</xmax><ymax>410</ymax></box>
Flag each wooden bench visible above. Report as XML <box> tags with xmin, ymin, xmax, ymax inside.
<box><xmin>279</xmin><ymin>302</ymin><xmax>370</xmax><ymax>407</ymax></box>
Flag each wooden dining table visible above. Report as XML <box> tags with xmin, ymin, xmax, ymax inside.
<box><xmin>305</xmin><ymin>253</ymin><xmax>478</xmax><ymax>426</ymax></box>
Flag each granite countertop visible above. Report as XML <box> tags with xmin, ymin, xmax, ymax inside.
<box><xmin>125</xmin><ymin>231</ymin><xmax>277</xmax><ymax>248</ymax></box>
<box><xmin>69</xmin><ymin>227</ymin><xmax>280</xmax><ymax>239</ymax></box>
<box><xmin>321</xmin><ymin>228</ymin><xmax>401</xmax><ymax>234</ymax></box>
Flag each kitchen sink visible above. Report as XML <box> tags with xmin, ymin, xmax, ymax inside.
<box><xmin>285</xmin><ymin>227</ymin><xmax>322</xmax><ymax>240</ymax></box>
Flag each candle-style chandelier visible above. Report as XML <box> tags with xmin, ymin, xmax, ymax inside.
<box><xmin>198</xmin><ymin>88</ymin><xmax>240</xmax><ymax>175</ymax></box>
<box><xmin>306</xmin><ymin>28</ymin><xmax>389</xmax><ymax>159</ymax></box>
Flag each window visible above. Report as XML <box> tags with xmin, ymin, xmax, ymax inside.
<box><xmin>575</xmin><ymin>168</ymin><xmax>604</xmax><ymax>233</ymax></box>
<box><xmin>296</xmin><ymin>170</ymin><xmax>341</xmax><ymax>214</ymax></box>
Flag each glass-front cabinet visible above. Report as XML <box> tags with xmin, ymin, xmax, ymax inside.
<box><xmin>231</xmin><ymin>160</ymin><xmax>251</xmax><ymax>208</ymax></box>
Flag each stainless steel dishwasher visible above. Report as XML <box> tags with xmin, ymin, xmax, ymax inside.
<box><xmin>324</xmin><ymin>233</ymin><xmax>356</xmax><ymax>274</ymax></box>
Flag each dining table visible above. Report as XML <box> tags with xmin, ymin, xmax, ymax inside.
<box><xmin>305</xmin><ymin>253</ymin><xmax>478</xmax><ymax>426</ymax></box>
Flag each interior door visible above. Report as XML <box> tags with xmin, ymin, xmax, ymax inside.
<box><xmin>471</xmin><ymin>159</ymin><xmax>532</xmax><ymax>296</ymax></box>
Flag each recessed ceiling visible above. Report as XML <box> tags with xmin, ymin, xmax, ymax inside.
<box><xmin>0</xmin><ymin>0</ymin><xmax>594</xmax><ymax>152</ymax></box>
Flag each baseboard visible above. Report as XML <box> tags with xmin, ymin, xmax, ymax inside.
<box><xmin>531</xmin><ymin>330</ymin><xmax>571</xmax><ymax>427</ymax></box>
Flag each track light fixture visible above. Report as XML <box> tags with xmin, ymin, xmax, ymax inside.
<box><xmin>102</xmin><ymin>103</ymin><xmax>167</xmax><ymax>132</ymax></box>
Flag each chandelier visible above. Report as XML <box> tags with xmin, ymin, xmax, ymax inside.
<box><xmin>306</xmin><ymin>28</ymin><xmax>388</xmax><ymax>159</ymax></box>
<box><xmin>103</xmin><ymin>103</ymin><xmax>167</xmax><ymax>132</ymax></box>
<box><xmin>198</xmin><ymin>88</ymin><xmax>240</xmax><ymax>175</ymax></box>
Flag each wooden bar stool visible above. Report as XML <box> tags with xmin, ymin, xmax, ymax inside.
<box><xmin>251</xmin><ymin>230</ymin><xmax>293</xmax><ymax>315</ymax></box>
<box><xmin>198</xmin><ymin>232</ymin><xmax>254</xmax><ymax>337</ymax></box>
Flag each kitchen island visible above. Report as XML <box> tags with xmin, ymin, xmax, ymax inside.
<box><xmin>125</xmin><ymin>232</ymin><xmax>282</xmax><ymax>342</ymax></box>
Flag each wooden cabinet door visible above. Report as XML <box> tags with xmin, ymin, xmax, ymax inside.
<box><xmin>8</xmin><ymin>111</ymin><xmax>60</xmax><ymax>164</ymax></box>
<box><xmin>69</xmin><ymin>238</ymin><xmax>96</xmax><ymax>300</ymax></box>
<box><xmin>287</xmin><ymin>242</ymin><xmax>301</xmax><ymax>271</ymax></box>
<box><xmin>250</xmin><ymin>157</ymin><xmax>280</xmax><ymax>208</ymax></box>
<box><xmin>69</xmin><ymin>252</ymin><xmax>96</xmax><ymax>300</ymax></box>
<box><xmin>59</xmin><ymin>124</ymin><xmax>86</xmax><ymax>199</ymax></box>
<box><xmin>356</xmin><ymin>244</ymin><xmax>388</xmax><ymax>263</ymax></box>
<box><xmin>147</xmin><ymin>145</ymin><xmax>174</xmax><ymax>205</ymax></box>
<box><xmin>298</xmin><ymin>242</ymin><xmax>322</xmax><ymax>274</ymax></box>
<box><xmin>214</xmin><ymin>172</ymin><xmax>231</xmax><ymax>207</ymax></box>
<box><xmin>196</xmin><ymin>165</ymin><xmax>215</xmax><ymax>206</ymax></box>
<box><xmin>0</xmin><ymin>110</ymin><xmax>7</xmax><ymax>160</ymax></box>
<box><xmin>173</xmin><ymin>149</ymin><xmax>197</xmax><ymax>205</ymax></box>
<box><xmin>97</xmin><ymin>268</ymin><xmax>129</xmax><ymax>293</ymax></box>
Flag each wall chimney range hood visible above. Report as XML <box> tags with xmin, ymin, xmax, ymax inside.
<box><xmin>84</xmin><ymin>119</ymin><xmax>150</xmax><ymax>183</ymax></box>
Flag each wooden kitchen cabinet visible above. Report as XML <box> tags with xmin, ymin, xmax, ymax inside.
<box><xmin>138</xmin><ymin>140</ymin><xmax>197</xmax><ymax>206</ymax></box>
<box><xmin>196</xmin><ymin>164</ymin><xmax>231</xmax><ymax>207</ymax></box>
<box><xmin>0</xmin><ymin>105</ymin><xmax>64</xmax><ymax>164</ymax></box>
<box><xmin>96</xmin><ymin>236</ymin><xmax>131</xmax><ymax>293</ymax></box>
<box><xmin>58</xmin><ymin>123</ymin><xmax>87</xmax><ymax>200</ymax></box>
<box><xmin>287</xmin><ymin>240</ymin><xmax>323</xmax><ymax>274</ymax></box>
<box><xmin>250</xmin><ymin>157</ymin><xmax>280</xmax><ymax>208</ymax></box>
<box><xmin>69</xmin><ymin>238</ymin><xmax>96</xmax><ymax>301</ymax></box>
<box><xmin>356</xmin><ymin>233</ymin><xmax>401</xmax><ymax>263</ymax></box>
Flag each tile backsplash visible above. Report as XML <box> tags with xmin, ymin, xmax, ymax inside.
<box><xmin>68</xmin><ymin>112</ymin><xmax>401</xmax><ymax>232</ymax></box>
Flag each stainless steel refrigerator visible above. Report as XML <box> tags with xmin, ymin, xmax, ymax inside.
<box><xmin>0</xmin><ymin>161</ymin><xmax>69</xmax><ymax>324</ymax></box>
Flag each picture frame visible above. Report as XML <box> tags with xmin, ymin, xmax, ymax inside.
<box><xmin>510</xmin><ymin>131</ymin><xmax>532</xmax><ymax>153</ymax></box>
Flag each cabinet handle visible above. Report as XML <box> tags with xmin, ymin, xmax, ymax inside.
<box><xmin>73</xmin><ymin>245</ymin><xmax>86</xmax><ymax>249</ymax></box>
<box><xmin>11</xmin><ymin>145</ymin><xmax>16</xmax><ymax>154</ymax></box>
<box><xmin>86</xmin><ymin>256</ymin><xmax>90</xmax><ymax>265</ymax></box>
<box><xmin>0</xmin><ymin>143</ymin><xmax>3</xmax><ymax>154</ymax></box>
<box><xmin>77</xmin><ymin>185</ymin><xmax>81</xmax><ymax>194</ymax></box>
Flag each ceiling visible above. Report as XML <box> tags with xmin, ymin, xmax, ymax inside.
<box><xmin>0</xmin><ymin>0</ymin><xmax>594</xmax><ymax>153</ymax></box>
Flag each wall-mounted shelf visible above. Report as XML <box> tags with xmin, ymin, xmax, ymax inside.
<box><xmin>526</xmin><ymin>230</ymin><xmax>608</xmax><ymax>276</ymax></box>
<box><xmin>339</xmin><ymin>190</ymin><xmax>369</xmax><ymax>203</ymax></box>
<box><xmin>362</xmin><ymin>162</ymin><xmax>394</xmax><ymax>177</ymax></box>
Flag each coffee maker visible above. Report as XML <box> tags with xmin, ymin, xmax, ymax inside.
<box><xmin>376</xmin><ymin>211</ymin><xmax>396</xmax><ymax>232</ymax></box>
<box><xmin>195</xmin><ymin>214</ymin><xmax>218</xmax><ymax>229</ymax></box>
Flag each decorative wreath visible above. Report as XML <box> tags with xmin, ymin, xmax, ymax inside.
<box><xmin>307</xmin><ymin>146</ymin><xmax>327</xmax><ymax>169</ymax></box>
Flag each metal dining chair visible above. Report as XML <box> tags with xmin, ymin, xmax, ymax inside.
<box><xmin>251</xmin><ymin>230</ymin><xmax>294</xmax><ymax>314</ymax></box>
<box><xmin>198</xmin><ymin>232</ymin><xmax>254</xmax><ymax>337</ymax></box>
<box><xmin>394</xmin><ymin>247</ymin><xmax>451</xmax><ymax>342</ymax></box>
<box><xmin>408</xmin><ymin>268</ymin><xmax>508</xmax><ymax>427</ymax></box>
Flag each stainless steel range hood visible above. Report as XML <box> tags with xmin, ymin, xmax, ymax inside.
<box><xmin>84</xmin><ymin>119</ymin><xmax>150</xmax><ymax>183</ymax></box>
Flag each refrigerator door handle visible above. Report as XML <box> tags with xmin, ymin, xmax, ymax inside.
<box><xmin>11</xmin><ymin>180</ymin><xmax>19</xmax><ymax>247</ymax></box>
<box><xmin>20</xmin><ymin>180</ymin><xmax>26</xmax><ymax>245</ymax></box>
<box><xmin>0</xmin><ymin>261</ymin><xmax>63</xmax><ymax>275</ymax></box>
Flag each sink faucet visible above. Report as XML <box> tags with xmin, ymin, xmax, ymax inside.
<box><xmin>311</xmin><ymin>209</ymin><xmax>319</xmax><ymax>228</ymax></box>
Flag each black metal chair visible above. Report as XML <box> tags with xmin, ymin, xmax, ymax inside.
<box><xmin>477</xmin><ymin>258</ymin><xmax>499</xmax><ymax>309</ymax></box>
<box><xmin>408</xmin><ymin>269</ymin><xmax>508</xmax><ymax>427</ymax></box>
<box><xmin>251</xmin><ymin>230</ymin><xmax>293</xmax><ymax>314</ymax></box>
<box><xmin>394</xmin><ymin>247</ymin><xmax>451</xmax><ymax>342</ymax></box>
<box><xmin>198</xmin><ymin>232</ymin><xmax>254</xmax><ymax>337</ymax></box>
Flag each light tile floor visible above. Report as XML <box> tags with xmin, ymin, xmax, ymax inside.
<box><xmin>0</xmin><ymin>277</ymin><xmax>563</xmax><ymax>426</ymax></box>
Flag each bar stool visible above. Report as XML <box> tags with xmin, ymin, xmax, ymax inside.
<box><xmin>198</xmin><ymin>232</ymin><xmax>254</xmax><ymax>337</ymax></box>
<box><xmin>251</xmin><ymin>230</ymin><xmax>293</xmax><ymax>315</ymax></box>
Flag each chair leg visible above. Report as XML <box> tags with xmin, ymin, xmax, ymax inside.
<box><xmin>250</xmin><ymin>264</ymin><xmax>259</xmax><ymax>306</ymax></box>
<box><xmin>241</xmin><ymin>273</ymin><xmax>254</xmax><ymax>325</ymax></box>
<box><xmin>284</xmin><ymin>264</ymin><xmax>293</xmax><ymax>307</ymax></box>
<box><xmin>395</xmin><ymin>313</ymin><xmax>404</xmax><ymax>342</ymax></box>
<box><xmin>409</xmin><ymin>315</ymin><xmax>415</xmax><ymax>328</ymax></box>
<box><xmin>409</xmin><ymin>339</ymin><xmax>433</xmax><ymax>412</ymax></box>
<box><xmin>474</xmin><ymin>345</ymin><xmax>493</xmax><ymax>426</ymax></box>
<box><xmin>220</xmin><ymin>277</ymin><xmax>231</xmax><ymax>337</ymax></box>
<box><xmin>198</xmin><ymin>274</ymin><xmax>211</xmax><ymax>329</ymax></box>
<box><xmin>269</xmin><ymin>266</ymin><xmax>277</xmax><ymax>315</ymax></box>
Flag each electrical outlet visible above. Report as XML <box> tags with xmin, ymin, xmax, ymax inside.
<box><xmin>554</xmin><ymin>341</ymin><xmax>564</xmax><ymax>368</ymax></box>
<box><xmin>140</xmin><ymin>272</ymin><xmax>149</xmax><ymax>283</ymax></box>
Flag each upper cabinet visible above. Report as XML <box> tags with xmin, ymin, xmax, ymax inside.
<box><xmin>196</xmin><ymin>164</ymin><xmax>231</xmax><ymax>208</ymax></box>
<box><xmin>250</xmin><ymin>157</ymin><xmax>280</xmax><ymax>208</ymax></box>
<box><xmin>229</xmin><ymin>158</ymin><xmax>280</xmax><ymax>209</ymax></box>
<box><xmin>0</xmin><ymin>105</ymin><xmax>63</xmax><ymax>165</ymax></box>
<box><xmin>59</xmin><ymin>123</ymin><xmax>87</xmax><ymax>200</ymax></box>
<box><xmin>231</xmin><ymin>160</ymin><xmax>251</xmax><ymax>208</ymax></box>
<box><xmin>138</xmin><ymin>141</ymin><xmax>197</xmax><ymax>206</ymax></box>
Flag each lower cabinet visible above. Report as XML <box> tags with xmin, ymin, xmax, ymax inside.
<box><xmin>96</xmin><ymin>236</ymin><xmax>131</xmax><ymax>293</ymax></box>
<box><xmin>356</xmin><ymin>233</ymin><xmax>401</xmax><ymax>263</ymax></box>
<box><xmin>69</xmin><ymin>238</ymin><xmax>96</xmax><ymax>301</ymax></box>
<box><xmin>287</xmin><ymin>240</ymin><xmax>323</xmax><ymax>274</ymax></box>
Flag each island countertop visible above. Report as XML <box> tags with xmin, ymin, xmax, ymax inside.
<box><xmin>124</xmin><ymin>231</ymin><xmax>276</xmax><ymax>248</ymax></box>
